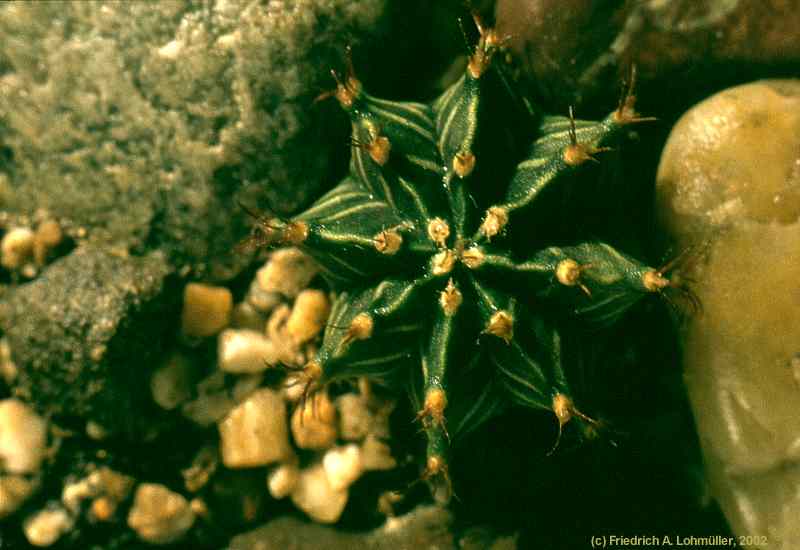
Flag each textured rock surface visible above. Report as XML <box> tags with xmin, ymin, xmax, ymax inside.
<box><xmin>229</xmin><ymin>505</ymin><xmax>455</xmax><ymax>550</ymax></box>
<box><xmin>656</xmin><ymin>80</ymin><xmax>800</xmax><ymax>549</ymax></box>
<box><xmin>495</xmin><ymin>0</ymin><xmax>800</xmax><ymax>116</ymax></box>
<box><xmin>0</xmin><ymin>246</ymin><xmax>176</xmax><ymax>434</ymax></box>
<box><xmin>0</xmin><ymin>0</ymin><xmax>387</xmax><ymax>279</ymax></box>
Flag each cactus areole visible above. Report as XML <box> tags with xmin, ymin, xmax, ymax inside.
<box><xmin>250</xmin><ymin>17</ymin><xmax>669</xmax><ymax>502</ymax></box>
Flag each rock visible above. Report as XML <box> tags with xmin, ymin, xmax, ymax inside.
<box><xmin>245</xmin><ymin>281</ymin><xmax>283</xmax><ymax>315</ymax></box>
<box><xmin>287</xmin><ymin>289</ymin><xmax>330</xmax><ymax>345</ymax></box>
<box><xmin>257</xmin><ymin>249</ymin><xmax>319</xmax><ymax>298</ymax></box>
<box><xmin>218</xmin><ymin>329</ymin><xmax>280</xmax><ymax>374</ymax></box>
<box><xmin>61</xmin><ymin>466</ymin><xmax>134</xmax><ymax>517</ymax></box>
<box><xmin>290</xmin><ymin>392</ymin><xmax>338</xmax><ymax>450</ymax></box>
<box><xmin>495</xmin><ymin>0</ymin><xmax>800</xmax><ymax>116</ymax></box>
<box><xmin>0</xmin><ymin>398</ymin><xmax>47</xmax><ymax>474</ymax></box>
<box><xmin>181</xmin><ymin>283</ymin><xmax>233</xmax><ymax>338</ymax></box>
<box><xmin>361</xmin><ymin>435</ymin><xmax>396</xmax><ymax>472</ymax></box>
<box><xmin>181</xmin><ymin>445</ymin><xmax>219</xmax><ymax>493</ymax></box>
<box><xmin>150</xmin><ymin>351</ymin><xmax>195</xmax><ymax>410</ymax></box>
<box><xmin>0</xmin><ymin>475</ymin><xmax>39</xmax><ymax>518</ymax></box>
<box><xmin>656</xmin><ymin>80</ymin><xmax>800</xmax><ymax>549</ymax></box>
<box><xmin>0</xmin><ymin>247</ymin><xmax>177</xmax><ymax>435</ymax></box>
<box><xmin>127</xmin><ymin>483</ymin><xmax>195</xmax><ymax>545</ymax></box>
<box><xmin>228</xmin><ymin>505</ymin><xmax>454</xmax><ymax>550</ymax></box>
<box><xmin>218</xmin><ymin>388</ymin><xmax>292</xmax><ymax>468</ymax></box>
<box><xmin>0</xmin><ymin>227</ymin><xmax>34</xmax><ymax>270</ymax></box>
<box><xmin>0</xmin><ymin>1</ymin><xmax>388</xmax><ymax>282</ymax></box>
<box><xmin>23</xmin><ymin>506</ymin><xmax>74</xmax><ymax>547</ymax></box>
<box><xmin>267</xmin><ymin>462</ymin><xmax>299</xmax><ymax>500</ymax></box>
<box><xmin>290</xmin><ymin>462</ymin><xmax>348</xmax><ymax>524</ymax></box>
<box><xmin>322</xmin><ymin>444</ymin><xmax>363</xmax><ymax>491</ymax></box>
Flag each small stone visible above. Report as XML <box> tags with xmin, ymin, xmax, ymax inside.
<box><xmin>219</xmin><ymin>388</ymin><xmax>292</xmax><ymax>468</ymax></box>
<box><xmin>0</xmin><ymin>227</ymin><xmax>34</xmax><ymax>270</ymax></box>
<box><xmin>182</xmin><ymin>445</ymin><xmax>219</xmax><ymax>493</ymax></box>
<box><xmin>218</xmin><ymin>329</ymin><xmax>280</xmax><ymax>374</ymax></box>
<box><xmin>361</xmin><ymin>435</ymin><xmax>397</xmax><ymax>472</ymax></box>
<box><xmin>150</xmin><ymin>352</ymin><xmax>195</xmax><ymax>410</ymax></box>
<box><xmin>291</xmin><ymin>392</ymin><xmax>338</xmax><ymax>450</ymax></box>
<box><xmin>0</xmin><ymin>399</ymin><xmax>47</xmax><ymax>474</ymax></box>
<box><xmin>286</xmin><ymin>290</ymin><xmax>330</xmax><ymax>345</ymax></box>
<box><xmin>323</xmin><ymin>445</ymin><xmax>363</xmax><ymax>491</ymax></box>
<box><xmin>33</xmin><ymin>220</ymin><xmax>63</xmax><ymax>267</ymax></box>
<box><xmin>0</xmin><ymin>475</ymin><xmax>39</xmax><ymax>518</ymax></box>
<box><xmin>85</xmin><ymin>421</ymin><xmax>109</xmax><ymax>440</ymax></box>
<box><xmin>290</xmin><ymin>462</ymin><xmax>348</xmax><ymax>524</ymax></box>
<box><xmin>257</xmin><ymin>248</ymin><xmax>318</xmax><ymax>298</ymax></box>
<box><xmin>24</xmin><ymin>506</ymin><xmax>74</xmax><ymax>547</ymax></box>
<box><xmin>336</xmin><ymin>394</ymin><xmax>372</xmax><ymax>441</ymax></box>
<box><xmin>245</xmin><ymin>281</ymin><xmax>283</xmax><ymax>314</ymax></box>
<box><xmin>127</xmin><ymin>483</ymin><xmax>195</xmax><ymax>545</ymax></box>
<box><xmin>90</xmin><ymin>496</ymin><xmax>116</xmax><ymax>522</ymax></box>
<box><xmin>267</xmin><ymin>462</ymin><xmax>299</xmax><ymax>500</ymax></box>
<box><xmin>181</xmin><ymin>283</ymin><xmax>233</xmax><ymax>338</ymax></box>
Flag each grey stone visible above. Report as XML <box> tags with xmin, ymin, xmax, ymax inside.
<box><xmin>229</xmin><ymin>505</ymin><xmax>455</xmax><ymax>550</ymax></box>
<box><xmin>0</xmin><ymin>246</ymin><xmax>177</xmax><ymax>434</ymax></box>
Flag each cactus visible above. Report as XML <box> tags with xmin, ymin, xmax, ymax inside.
<box><xmin>249</xmin><ymin>16</ymin><xmax>671</xmax><ymax>501</ymax></box>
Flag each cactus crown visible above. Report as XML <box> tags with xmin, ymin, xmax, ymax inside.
<box><xmin>252</xmin><ymin>16</ymin><xmax>668</xmax><ymax>501</ymax></box>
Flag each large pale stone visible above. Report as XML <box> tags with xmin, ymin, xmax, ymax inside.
<box><xmin>218</xmin><ymin>389</ymin><xmax>292</xmax><ymax>468</ymax></box>
<box><xmin>656</xmin><ymin>80</ymin><xmax>800</xmax><ymax>549</ymax></box>
<box><xmin>0</xmin><ymin>399</ymin><xmax>47</xmax><ymax>474</ymax></box>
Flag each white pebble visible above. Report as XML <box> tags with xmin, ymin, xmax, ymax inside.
<box><xmin>0</xmin><ymin>475</ymin><xmax>39</xmax><ymax>518</ymax></box>
<box><xmin>245</xmin><ymin>281</ymin><xmax>282</xmax><ymax>314</ymax></box>
<box><xmin>0</xmin><ymin>399</ymin><xmax>47</xmax><ymax>474</ymax></box>
<box><xmin>0</xmin><ymin>227</ymin><xmax>34</xmax><ymax>270</ymax></box>
<box><xmin>361</xmin><ymin>435</ymin><xmax>397</xmax><ymax>472</ymax></box>
<box><xmin>267</xmin><ymin>462</ymin><xmax>299</xmax><ymax>499</ymax></box>
<box><xmin>290</xmin><ymin>462</ymin><xmax>348</xmax><ymax>524</ymax></box>
<box><xmin>257</xmin><ymin>248</ymin><xmax>318</xmax><ymax>298</ymax></box>
<box><xmin>23</xmin><ymin>506</ymin><xmax>74</xmax><ymax>547</ymax></box>
<box><xmin>323</xmin><ymin>445</ymin><xmax>363</xmax><ymax>491</ymax></box>
<box><xmin>150</xmin><ymin>353</ymin><xmax>194</xmax><ymax>410</ymax></box>
<box><xmin>287</xmin><ymin>290</ymin><xmax>330</xmax><ymax>345</ymax></box>
<box><xmin>218</xmin><ymin>389</ymin><xmax>292</xmax><ymax>468</ymax></box>
<box><xmin>218</xmin><ymin>329</ymin><xmax>280</xmax><ymax>373</ymax></box>
<box><xmin>127</xmin><ymin>484</ymin><xmax>195</xmax><ymax>545</ymax></box>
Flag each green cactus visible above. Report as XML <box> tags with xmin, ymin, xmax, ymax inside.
<box><xmin>251</xmin><ymin>16</ymin><xmax>670</xmax><ymax>501</ymax></box>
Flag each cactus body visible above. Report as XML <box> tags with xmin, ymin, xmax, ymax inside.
<box><xmin>256</xmin><ymin>19</ymin><xmax>667</xmax><ymax>500</ymax></box>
